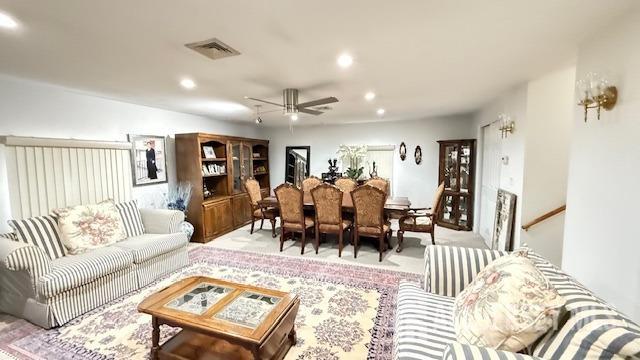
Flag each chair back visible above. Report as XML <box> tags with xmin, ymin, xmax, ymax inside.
<box><xmin>311</xmin><ymin>184</ymin><xmax>343</xmax><ymax>226</ymax></box>
<box><xmin>431</xmin><ymin>182</ymin><xmax>445</xmax><ymax>218</ymax></box>
<box><xmin>302</xmin><ymin>176</ymin><xmax>322</xmax><ymax>192</ymax></box>
<box><xmin>274</xmin><ymin>183</ymin><xmax>304</xmax><ymax>225</ymax></box>
<box><xmin>334</xmin><ymin>177</ymin><xmax>357</xmax><ymax>193</ymax></box>
<box><xmin>244</xmin><ymin>178</ymin><xmax>262</xmax><ymax>206</ymax></box>
<box><xmin>365</xmin><ymin>177</ymin><xmax>389</xmax><ymax>195</ymax></box>
<box><xmin>351</xmin><ymin>185</ymin><xmax>386</xmax><ymax>229</ymax></box>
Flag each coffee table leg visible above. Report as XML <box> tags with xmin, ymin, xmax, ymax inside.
<box><xmin>288</xmin><ymin>327</ymin><xmax>297</xmax><ymax>346</ymax></box>
<box><xmin>151</xmin><ymin>317</ymin><xmax>160</xmax><ymax>360</ymax></box>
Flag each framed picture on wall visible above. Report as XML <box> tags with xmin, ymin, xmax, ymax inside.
<box><xmin>128</xmin><ymin>134</ymin><xmax>168</xmax><ymax>187</ymax></box>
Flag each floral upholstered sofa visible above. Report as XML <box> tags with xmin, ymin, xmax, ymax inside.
<box><xmin>0</xmin><ymin>205</ymin><xmax>188</xmax><ymax>329</ymax></box>
<box><xmin>394</xmin><ymin>245</ymin><xmax>640</xmax><ymax>359</ymax></box>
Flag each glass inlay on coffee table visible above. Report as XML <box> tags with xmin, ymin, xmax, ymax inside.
<box><xmin>214</xmin><ymin>291</ymin><xmax>281</xmax><ymax>328</ymax></box>
<box><xmin>165</xmin><ymin>283</ymin><xmax>232</xmax><ymax>315</ymax></box>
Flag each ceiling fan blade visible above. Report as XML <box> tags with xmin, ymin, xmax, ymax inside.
<box><xmin>297</xmin><ymin>96</ymin><xmax>339</xmax><ymax>108</ymax></box>
<box><xmin>299</xmin><ymin>108</ymin><xmax>323</xmax><ymax>115</ymax></box>
<box><xmin>245</xmin><ymin>97</ymin><xmax>284</xmax><ymax>107</ymax></box>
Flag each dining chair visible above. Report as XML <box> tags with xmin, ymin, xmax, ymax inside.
<box><xmin>274</xmin><ymin>183</ymin><xmax>315</xmax><ymax>254</ymax></box>
<box><xmin>334</xmin><ymin>177</ymin><xmax>357</xmax><ymax>193</ymax></box>
<box><xmin>365</xmin><ymin>177</ymin><xmax>390</xmax><ymax>196</ymax></box>
<box><xmin>351</xmin><ymin>185</ymin><xmax>392</xmax><ymax>262</ymax></box>
<box><xmin>244</xmin><ymin>178</ymin><xmax>277</xmax><ymax>238</ymax></box>
<box><xmin>311</xmin><ymin>184</ymin><xmax>352</xmax><ymax>257</ymax></box>
<box><xmin>301</xmin><ymin>176</ymin><xmax>323</xmax><ymax>192</ymax></box>
<box><xmin>396</xmin><ymin>182</ymin><xmax>445</xmax><ymax>252</ymax></box>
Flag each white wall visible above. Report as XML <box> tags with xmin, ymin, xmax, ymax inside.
<box><xmin>0</xmin><ymin>75</ymin><xmax>259</xmax><ymax>231</ymax></box>
<box><xmin>563</xmin><ymin>9</ymin><xmax>640</xmax><ymax>322</ymax></box>
<box><xmin>473</xmin><ymin>85</ymin><xmax>528</xmax><ymax>248</ymax></box>
<box><xmin>520</xmin><ymin>67</ymin><xmax>575</xmax><ymax>266</ymax></box>
<box><xmin>265</xmin><ymin>116</ymin><xmax>475</xmax><ymax>208</ymax></box>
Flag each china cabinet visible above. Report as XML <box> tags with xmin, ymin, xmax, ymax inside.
<box><xmin>175</xmin><ymin>133</ymin><xmax>270</xmax><ymax>242</ymax></box>
<box><xmin>436</xmin><ymin>139</ymin><xmax>476</xmax><ymax>231</ymax></box>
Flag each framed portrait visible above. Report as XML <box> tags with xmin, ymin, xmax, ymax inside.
<box><xmin>128</xmin><ymin>134</ymin><xmax>168</xmax><ymax>187</ymax></box>
<box><xmin>202</xmin><ymin>146</ymin><xmax>216</xmax><ymax>159</ymax></box>
<box><xmin>492</xmin><ymin>189</ymin><xmax>517</xmax><ymax>251</ymax></box>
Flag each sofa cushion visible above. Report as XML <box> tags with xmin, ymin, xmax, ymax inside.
<box><xmin>453</xmin><ymin>252</ymin><xmax>565</xmax><ymax>352</ymax></box>
<box><xmin>528</xmin><ymin>252</ymin><xmax>640</xmax><ymax>359</ymax></box>
<box><xmin>8</xmin><ymin>215</ymin><xmax>66</xmax><ymax>260</ymax></box>
<box><xmin>38</xmin><ymin>246</ymin><xmax>133</xmax><ymax>298</ymax></box>
<box><xmin>53</xmin><ymin>201</ymin><xmax>127</xmax><ymax>255</ymax></box>
<box><xmin>115</xmin><ymin>200</ymin><xmax>145</xmax><ymax>237</ymax></box>
<box><xmin>395</xmin><ymin>282</ymin><xmax>456</xmax><ymax>360</ymax></box>
<box><xmin>113</xmin><ymin>233</ymin><xmax>187</xmax><ymax>264</ymax></box>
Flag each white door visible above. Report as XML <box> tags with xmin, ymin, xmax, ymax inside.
<box><xmin>479</xmin><ymin>122</ymin><xmax>502</xmax><ymax>246</ymax></box>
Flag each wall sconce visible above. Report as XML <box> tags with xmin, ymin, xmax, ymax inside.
<box><xmin>498</xmin><ymin>113</ymin><xmax>515</xmax><ymax>138</ymax></box>
<box><xmin>576</xmin><ymin>72</ymin><xmax>617</xmax><ymax>122</ymax></box>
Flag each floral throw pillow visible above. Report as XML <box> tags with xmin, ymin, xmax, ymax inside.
<box><xmin>453</xmin><ymin>252</ymin><xmax>565</xmax><ymax>352</ymax></box>
<box><xmin>53</xmin><ymin>201</ymin><xmax>127</xmax><ymax>255</ymax></box>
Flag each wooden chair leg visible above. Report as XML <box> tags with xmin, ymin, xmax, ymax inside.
<box><xmin>396</xmin><ymin>230</ymin><xmax>404</xmax><ymax>253</ymax></box>
<box><xmin>338</xmin><ymin>230</ymin><xmax>343</xmax><ymax>257</ymax></box>
<box><xmin>279</xmin><ymin>228</ymin><xmax>285</xmax><ymax>252</ymax></box>
<box><xmin>260</xmin><ymin>218</ymin><xmax>265</xmax><ymax>230</ymax></box>
<box><xmin>353</xmin><ymin>231</ymin><xmax>358</xmax><ymax>259</ymax></box>
<box><xmin>430</xmin><ymin>228</ymin><xmax>436</xmax><ymax>245</ymax></box>
<box><xmin>250</xmin><ymin>218</ymin><xmax>255</xmax><ymax>234</ymax></box>
<box><xmin>301</xmin><ymin>230</ymin><xmax>306</xmax><ymax>255</ymax></box>
<box><xmin>378</xmin><ymin>234</ymin><xmax>384</xmax><ymax>262</ymax></box>
<box><xmin>270</xmin><ymin>218</ymin><xmax>276</xmax><ymax>238</ymax></box>
<box><xmin>315</xmin><ymin>225</ymin><xmax>320</xmax><ymax>255</ymax></box>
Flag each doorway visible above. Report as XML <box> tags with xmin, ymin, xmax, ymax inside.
<box><xmin>478</xmin><ymin>121</ymin><xmax>502</xmax><ymax>246</ymax></box>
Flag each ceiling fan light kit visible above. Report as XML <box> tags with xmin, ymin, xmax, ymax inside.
<box><xmin>246</xmin><ymin>88</ymin><xmax>339</xmax><ymax>125</ymax></box>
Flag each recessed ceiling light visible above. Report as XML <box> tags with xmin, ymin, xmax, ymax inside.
<box><xmin>180</xmin><ymin>78</ymin><xmax>196</xmax><ymax>89</ymax></box>
<box><xmin>377</xmin><ymin>108</ymin><xmax>386</xmax><ymax>116</ymax></box>
<box><xmin>0</xmin><ymin>12</ymin><xmax>18</xmax><ymax>29</ymax></box>
<box><xmin>290</xmin><ymin>114</ymin><xmax>299</xmax><ymax>121</ymax></box>
<box><xmin>364</xmin><ymin>92</ymin><xmax>376</xmax><ymax>101</ymax></box>
<box><xmin>337</xmin><ymin>53</ymin><xmax>353</xmax><ymax>68</ymax></box>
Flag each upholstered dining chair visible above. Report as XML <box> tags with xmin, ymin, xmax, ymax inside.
<box><xmin>334</xmin><ymin>177</ymin><xmax>358</xmax><ymax>194</ymax></box>
<box><xmin>351</xmin><ymin>185</ymin><xmax>392</xmax><ymax>262</ymax></box>
<box><xmin>244</xmin><ymin>178</ymin><xmax>277</xmax><ymax>238</ymax></box>
<box><xmin>274</xmin><ymin>183</ymin><xmax>315</xmax><ymax>254</ymax></box>
<box><xmin>301</xmin><ymin>176</ymin><xmax>323</xmax><ymax>192</ymax></box>
<box><xmin>365</xmin><ymin>177</ymin><xmax>390</xmax><ymax>196</ymax></box>
<box><xmin>396</xmin><ymin>182</ymin><xmax>445</xmax><ymax>252</ymax></box>
<box><xmin>311</xmin><ymin>184</ymin><xmax>352</xmax><ymax>257</ymax></box>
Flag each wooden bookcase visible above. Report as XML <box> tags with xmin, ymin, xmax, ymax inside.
<box><xmin>175</xmin><ymin>133</ymin><xmax>270</xmax><ymax>243</ymax></box>
<box><xmin>436</xmin><ymin>139</ymin><xmax>476</xmax><ymax>231</ymax></box>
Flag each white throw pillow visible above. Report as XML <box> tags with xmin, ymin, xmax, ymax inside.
<box><xmin>453</xmin><ymin>252</ymin><xmax>565</xmax><ymax>352</ymax></box>
<box><xmin>53</xmin><ymin>201</ymin><xmax>127</xmax><ymax>255</ymax></box>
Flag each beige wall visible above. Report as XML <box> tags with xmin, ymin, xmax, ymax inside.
<box><xmin>563</xmin><ymin>9</ymin><xmax>640</xmax><ymax>322</ymax></box>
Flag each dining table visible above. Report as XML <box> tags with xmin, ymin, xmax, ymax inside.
<box><xmin>259</xmin><ymin>192</ymin><xmax>411</xmax><ymax>214</ymax></box>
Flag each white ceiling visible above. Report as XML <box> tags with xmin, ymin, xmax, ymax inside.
<box><xmin>0</xmin><ymin>0</ymin><xmax>635</xmax><ymax>126</ymax></box>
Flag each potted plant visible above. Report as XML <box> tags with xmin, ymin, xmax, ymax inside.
<box><xmin>336</xmin><ymin>145</ymin><xmax>368</xmax><ymax>180</ymax></box>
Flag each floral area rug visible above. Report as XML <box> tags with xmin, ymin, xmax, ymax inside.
<box><xmin>0</xmin><ymin>247</ymin><xmax>421</xmax><ymax>360</ymax></box>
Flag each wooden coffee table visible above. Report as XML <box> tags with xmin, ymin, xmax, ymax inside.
<box><xmin>138</xmin><ymin>276</ymin><xmax>299</xmax><ymax>360</ymax></box>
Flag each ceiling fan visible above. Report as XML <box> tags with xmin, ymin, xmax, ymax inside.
<box><xmin>245</xmin><ymin>88</ymin><xmax>338</xmax><ymax>117</ymax></box>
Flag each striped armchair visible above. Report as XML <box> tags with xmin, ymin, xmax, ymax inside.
<box><xmin>394</xmin><ymin>245</ymin><xmax>640</xmax><ymax>360</ymax></box>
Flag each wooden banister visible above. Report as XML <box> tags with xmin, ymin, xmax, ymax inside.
<box><xmin>522</xmin><ymin>205</ymin><xmax>566</xmax><ymax>231</ymax></box>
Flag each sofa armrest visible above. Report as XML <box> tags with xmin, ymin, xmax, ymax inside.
<box><xmin>424</xmin><ymin>245</ymin><xmax>508</xmax><ymax>297</ymax></box>
<box><xmin>0</xmin><ymin>238</ymin><xmax>51</xmax><ymax>291</ymax></box>
<box><xmin>443</xmin><ymin>342</ymin><xmax>542</xmax><ymax>360</ymax></box>
<box><xmin>139</xmin><ymin>208</ymin><xmax>185</xmax><ymax>234</ymax></box>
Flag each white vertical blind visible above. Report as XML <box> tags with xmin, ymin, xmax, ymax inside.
<box><xmin>2</xmin><ymin>136</ymin><xmax>133</xmax><ymax>219</ymax></box>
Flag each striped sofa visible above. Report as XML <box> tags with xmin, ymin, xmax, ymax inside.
<box><xmin>0</xmin><ymin>208</ymin><xmax>188</xmax><ymax>329</ymax></box>
<box><xmin>395</xmin><ymin>245</ymin><xmax>640</xmax><ymax>359</ymax></box>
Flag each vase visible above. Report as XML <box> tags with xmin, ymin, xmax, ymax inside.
<box><xmin>180</xmin><ymin>221</ymin><xmax>195</xmax><ymax>240</ymax></box>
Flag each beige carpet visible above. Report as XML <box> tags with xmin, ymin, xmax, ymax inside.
<box><xmin>196</xmin><ymin>218</ymin><xmax>487</xmax><ymax>274</ymax></box>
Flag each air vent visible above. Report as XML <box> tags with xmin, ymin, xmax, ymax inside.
<box><xmin>185</xmin><ymin>38</ymin><xmax>240</xmax><ymax>60</ymax></box>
